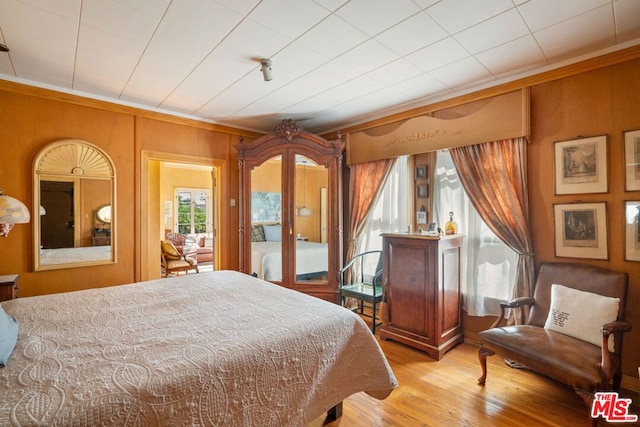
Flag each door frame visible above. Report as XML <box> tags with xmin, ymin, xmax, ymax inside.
<box><xmin>139</xmin><ymin>150</ymin><xmax>223</xmax><ymax>282</ymax></box>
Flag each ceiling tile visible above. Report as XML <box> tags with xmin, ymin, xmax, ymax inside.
<box><xmin>475</xmin><ymin>35</ymin><xmax>548</xmax><ymax>76</ymax></box>
<box><xmin>534</xmin><ymin>4</ymin><xmax>616</xmax><ymax>61</ymax></box>
<box><xmin>311</xmin><ymin>0</ymin><xmax>349</xmax><ymax>11</ymax></box>
<box><xmin>210</xmin><ymin>0</ymin><xmax>261</xmax><ymax>15</ymax></box>
<box><xmin>614</xmin><ymin>0</ymin><xmax>640</xmax><ymax>42</ymax></box>
<box><xmin>0</xmin><ymin>1</ymin><xmax>78</xmax><ymax>87</ymax></box>
<box><xmin>336</xmin><ymin>0</ymin><xmax>421</xmax><ymax>36</ymax></box>
<box><xmin>365</xmin><ymin>58</ymin><xmax>424</xmax><ymax>86</ymax></box>
<box><xmin>429</xmin><ymin>57</ymin><xmax>494</xmax><ymax>89</ymax></box>
<box><xmin>392</xmin><ymin>72</ymin><xmax>449</xmax><ymax>99</ymax></box>
<box><xmin>375</xmin><ymin>11</ymin><xmax>448</xmax><ymax>56</ymax></box>
<box><xmin>297</xmin><ymin>14</ymin><xmax>368</xmax><ymax>58</ymax></box>
<box><xmin>248</xmin><ymin>0</ymin><xmax>330</xmax><ymax>39</ymax></box>
<box><xmin>518</xmin><ymin>0</ymin><xmax>611</xmax><ymax>32</ymax></box>
<box><xmin>74</xmin><ymin>25</ymin><xmax>146</xmax><ymax>95</ymax></box>
<box><xmin>406</xmin><ymin>37</ymin><xmax>469</xmax><ymax>72</ymax></box>
<box><xmin>425</xmin><ymin>0</ymin><xmax>514</xmax><ymax>34</ymax></box>
<box><xmin>16</xmin><ymin>0</ymin><xmax>80</xmax><ymax>19</ymax></box>
<box><xmin>454</xmin><ymin>9</ymin><xmax>529</xmax><ymax>54</ymax></box>
<box><xmin>81</xmin><ymin>0</ymin><xmax>165</xmax><ymax>44</ymax></box>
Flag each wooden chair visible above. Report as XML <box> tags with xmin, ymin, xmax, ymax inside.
<box><xmin>477</xmin><ymin>262</ymin><xmax>631</xmax><ymax>426</ymax></box>
<box><xmin>339</xmin><ymin>250</ymin><xmax>383</xmax><ymax>333</ymax></box>
<box><xmin>160</xmin><ymin>240</ymin><xmax>198</xmax><ymax>277</ymax></box>
<box><xmin>166</xmin><ymin>232</ymin><xmax>197</xmax><ymax>256</ymax></box>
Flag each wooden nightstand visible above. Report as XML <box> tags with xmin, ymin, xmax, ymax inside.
<box><xmin>0</xmin><ymin>274</ymin><xmax>19</xmax><ymax>302</ymax></box>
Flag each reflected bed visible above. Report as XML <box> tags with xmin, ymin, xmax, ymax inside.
<box><xmin>0</xmin><ymin>270</ymin><xmax>397</xmax><ymax>426</ymax></box>
<box><xmin>251</xmin><ymin>241</ymin><xmax>328</xmax><ymax>281</ymax></box>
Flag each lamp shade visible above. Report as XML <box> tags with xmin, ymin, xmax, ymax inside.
<box><xmin>0</xmin><ymin>192</ymin><xmax>30</xmax><ymax>237</ymax></box>
<box><xmin>298</xmin><ymin>207</ymin><xmax>312</xmax><ymax>217</ymax></box>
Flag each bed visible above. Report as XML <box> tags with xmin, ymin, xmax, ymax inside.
<box><xmin>40</xmin><ymin>246</ymin><xmax>112</xmax><ymax>265</ymax></box>
<box><xmin>251</xmin><ymin>241</ymin><xmax>328</xmax><ymax>281</ymax></box>
<box><xmin>0</xmin><ymin>270</ymin><xmax>397</xmax><ymax>426</ymax></box>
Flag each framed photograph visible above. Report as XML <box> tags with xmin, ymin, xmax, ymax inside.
<box><xmin>554</xmin><ymin>202</ymin><xmax>608</xmax><ymax>260</ymax></box>
<box><xmin>416</xmin><ymin>210</ymin><xmax>427</xmax><ymax>225</ymax></box>
<box><xmin>624</xmin><ymin>129</ymin><xmax>640</xmax><ymax>191</ymax></box>
<box><xmin>416</xmin><ymin>165</ymin><xmax>427</xmax><ymax>179</ymax></box>
<box><xmin>624</xmin><ymin>201</ymin><xmax>640</xmax><ymax>261</ymax></box>
<box><xmin>417</xmin><ymin>184</ymin><xmax>428</xmax><ymax>198</ymax></box>
<box><xmin>554</xmin><ymin>135</ymin><xmax>607</xmax><ymax>194</ymax></box>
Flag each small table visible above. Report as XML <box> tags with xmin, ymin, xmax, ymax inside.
<box><xmin>0</xmin><ymin>274</ymin><xmax>19</xmax><ymax>302</ymax></box>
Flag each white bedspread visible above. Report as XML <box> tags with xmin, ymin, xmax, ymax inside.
<box><xmin>0</xmin><ymin>271</ymin><xmax>397</xmax><ymax>426</ymax></box>
<box><xmin>252</xmin><ymin>241</ymin><xmax>328</xmax><ymax>280</ymax></box>
<box><xmin>40</xmin><ymin>246</ymin><xmax>112</xmax><ymax>265</ymax></box>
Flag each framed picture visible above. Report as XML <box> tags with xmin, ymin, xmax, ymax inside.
<box><xmin>624</xmin><ymin>129</ymin><xmax>640</xmax><ymax>191</ymax></box>
<box><xmin>624</xmin><ymin>201</ymin><xmax>640</xmax><ymax>261</ymax></box>
<box><xmin>417</xmin><ymin>184</ymin><xmax>428</xmax><ymax>198</ymax></box>
<box><xmin>554</xmin><ymin>135</ymin><xmax>607</xmax><ymax>194</ymax></box>
<box><xmin>416</xmin><ymin>165</ymin><xmax>427</xmax><ymax>179</ymax></box>
<box><xmin>554</xmin><ymin>202</ymin><xmax>608</xmax><ymax>260</ymax></box>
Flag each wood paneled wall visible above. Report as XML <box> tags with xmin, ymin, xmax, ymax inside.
<box><xmin>0</xmin><ymin>82</ymin><xmax>260</xmax><ymax>296</ymax></box>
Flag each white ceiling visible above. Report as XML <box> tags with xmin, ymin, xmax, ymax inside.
<box><xmin>1</xmin><ymin>0</ymin><xmax>639</xmax><ymax>134</ymax></box>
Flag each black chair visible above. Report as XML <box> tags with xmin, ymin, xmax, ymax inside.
<box><xmin>339</xmin><ymin>250</ymin><xmax>383</xmax><ymax>333</ymax></box>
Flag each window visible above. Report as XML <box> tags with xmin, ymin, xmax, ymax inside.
<box><xmin>433</xmin><ymin>150</ymin><xmax>517</xmax><ymax>316</ymax></box>
<box><xmin>175</xmin><ymin>188</ymin><xmax>210</xmax><ymax>234</ymax></box>
<box><xmin>358</xmin><ymin>156</ymin><xmax>409</xmax><ymax>253</ymax></box>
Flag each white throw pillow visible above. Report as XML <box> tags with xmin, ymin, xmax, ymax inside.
<box><xmin>544</xmin><ymin>284</ymin><xmax>619</xmax><ymax>352</ymax></box>
<box><xmin>262</xmin><ymin>224</ymin><xmax>282</xmax><ymax>242</ymax></box>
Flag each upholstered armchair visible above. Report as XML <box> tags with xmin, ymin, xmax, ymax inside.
<box><xmin>160</xmin><ymin>239</ymin><xmax>198</xmax><ymax>277</ymax></box>
<box><xmin>477</xmin><ymin>262</ymin><xmax>631</xmax><ymax>426</ymax></box>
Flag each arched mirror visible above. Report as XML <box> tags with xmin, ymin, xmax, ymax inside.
<box><xmin>237</xmin><ymin>119</ymin><xmax>343</xmax><ymax>302</ymax></box>
<box><xmin>33</xmin><ymin>139</ymin><xmax>116</xmax><ymax>270</ymax></box>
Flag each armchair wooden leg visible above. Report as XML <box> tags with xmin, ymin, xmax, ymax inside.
<box><xmin>478</xmin><ymin>347</ymin><xmax>495</xmax><ymax>385</ymax></box>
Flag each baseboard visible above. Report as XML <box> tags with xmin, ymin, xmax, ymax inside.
<box><xmin>622</xmin><ymin>375</ymin><xmax>640</xmax><ymax>393</ymax></box>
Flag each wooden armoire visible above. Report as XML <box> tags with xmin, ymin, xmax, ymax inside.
<box><xmin>236</xmin><ymin>119</ymin><xmax>344</xmax><ymax>302</ymax></box>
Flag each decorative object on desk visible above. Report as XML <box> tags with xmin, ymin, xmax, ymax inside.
<box><xmin>445</xmin><ymin>211</ymin><xmax>457</xmax><ymax>235</ymax></box>
<box><xmin>624</xmin><ymin>200</ymin><xmax>640</xmax><ymax>262</ymax></box>
<box><xmin>624</xmin><ymin>129</ymin><xmax>640</xmax><ymax>191</ymax></box>
<box><xmin>0</xmin><ymin>190</ymin><xmax>30</xmax><ymax>237</ymax></box>
<box><xmin>416</xmin><ymin>165</ymin><xmax>427</xmax><ymax>179</ymax></box>
<box><xmin>554</xmin><ymin>135</ymin><xmax>607</xmax><ymax>195</ymax></box>
<box><xmin>416</xmin><ymin>205</ymin><xmax>427</xmax><ymax>225</ymax></box>
<box><xmin>554</xmin><ymin>202</ymin><xmax>608</xmax><ymax>260</ymax></box>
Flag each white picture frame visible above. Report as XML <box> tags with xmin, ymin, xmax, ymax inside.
<box><xmin>554</xmin><ymin>135</ymin><xmax>608</xmax><ymax>195</ymax></box>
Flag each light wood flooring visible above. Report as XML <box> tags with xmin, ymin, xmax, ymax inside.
<box><xmin>309</xmin><ymin>336</ymin><xmax>640</xmax><ymax>427</ymax></box>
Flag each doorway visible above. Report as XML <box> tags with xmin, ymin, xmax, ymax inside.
<box><xmin>140</xmin><ymin>151</ymin><xmax>222</xmax><ymax>282</ymax></box>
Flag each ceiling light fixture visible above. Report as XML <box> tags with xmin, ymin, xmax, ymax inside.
<box><xmin>260</xmin><ymin>59</ymin><xmax>272</xmax><ymax>81</ymax></box>
<box><xmin>0</xmin><ymin>43</ymin><xmax>9</xmax><ymax>53</ymax></box>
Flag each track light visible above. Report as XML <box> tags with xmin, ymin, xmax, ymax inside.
<box><xmin>260</xmin><ymin>59</ymin><xmax>272</xmax><ymax>81</ymax></box>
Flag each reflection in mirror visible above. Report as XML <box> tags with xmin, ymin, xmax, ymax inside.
<box><xmin>96</xmin><ymin>205</ymin><xmax>112</xmax><ymax>224</ymax></box>
<box><xmin>295</xmin><ymin>155</ymin><xmax>329</xmax><ymax>282</ymax></box>
<box><xmin>249</xmin><ymin>156</ymin><xmax>282</xmax><ymax>281</ymax></box>
<box><xmin>34</xmin><ymin>139</ymin><xmax>116</xmax><ymax>270</ymax></box>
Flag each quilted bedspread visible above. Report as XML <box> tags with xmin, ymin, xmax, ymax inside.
<box><xmin>0</xmin><ymin>270</ymin><xmax>397</xmax><ymax>426</ymax></box>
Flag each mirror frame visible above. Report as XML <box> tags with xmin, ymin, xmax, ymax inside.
<box><xmin>33</xmin><ymin>139</ymin><xmax>117</xmax><ymax>271</ymax></box>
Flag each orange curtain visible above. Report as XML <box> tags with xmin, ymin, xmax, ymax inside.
<box><xmin>345</xmin><ymin>158</ymin><xmax>396</xmax><ymax>264</ymax></box>
<box><xmin>449</xmin><ymin>138</ymin><xmax>534</xmax><ymax>324</ymax></box>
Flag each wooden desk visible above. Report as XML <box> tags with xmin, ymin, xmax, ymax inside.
<box><xmin>379</xmin><ymin>233</ymin><xmax>463</xmax><ymax>360</ymax></box>
<box><xmin>0</xmin><ymin>274</ymin><xmax>19</xmax><ymax>301</ymax></box>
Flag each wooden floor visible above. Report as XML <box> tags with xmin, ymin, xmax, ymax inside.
<box><xmin>309</xmin><ymin>336</ymin><xmax>640</xmax><ymax>427</ymax></box>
